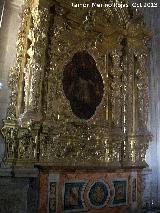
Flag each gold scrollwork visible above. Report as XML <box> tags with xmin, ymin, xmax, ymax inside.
<box><xmin>2</xmin><ymin>0</ymin><xmax>152</xmax><ymax>167</ymax></box>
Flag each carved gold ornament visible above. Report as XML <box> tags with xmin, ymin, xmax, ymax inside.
<box><xmin>2</xmin><ymin>0</ymin><xmax>152</xmax><ymax>167</ymax></box>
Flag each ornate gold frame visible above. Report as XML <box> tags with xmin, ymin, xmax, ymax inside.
<box><xmin>2</xmin><ymin>0</ymin><xmax>152</xmax><ymax>167</ymax></box>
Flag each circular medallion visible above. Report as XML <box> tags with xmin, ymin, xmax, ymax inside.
<box><xmin>88</xmin><ymin>181</ymin><xmax>109</xmax><ymax>208</ymax></box>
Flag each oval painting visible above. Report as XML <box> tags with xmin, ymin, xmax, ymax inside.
<box><xmin>63</xmin><ymin>51</ymin><xmax>104</xmax><ymax>120</ymax></box>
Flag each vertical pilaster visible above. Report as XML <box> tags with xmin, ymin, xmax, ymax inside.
<box><xmin>38</xmin><ymin>171</ymin><xmax>48</xmax><ymax>213</ymax></box>
<box><xmin>22</xmin><ymin>0</ymin><xmax>50</xmax><ymax>121</ymax></box>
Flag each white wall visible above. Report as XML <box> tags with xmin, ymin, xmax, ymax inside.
<box><xmin>129</xmin><ymin>0</ymin><xmax>160</xmax><ymax>207</ymax></box>
<box><xmin>0</xmin><ymin>0</ymin><xmax>23</xmax><ymax>164</ymax></box>
<box><xmin>143</xmin><ymin>1</ymin><xmax>160</xmax><ymax>206</ymax></box>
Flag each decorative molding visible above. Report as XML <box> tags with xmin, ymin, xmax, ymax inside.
<box><xmin>110</xmin><ymin>178</ymin><xmax>128</xmax><ymax>207</ymax></box>
<box><xmin>87</xmin><ymin>179</ymin><xmax>110</xmax><ymax>209</ymax></box>
<box><xmin>2</xmin><ymin>0</ymin><xmax>152</xmax><ymax>168</ymax></box>
<box><xmin>0</xmin><ymin>168</ymin><xmax>39</xmax><ymax>177</ymax></box>
<box><xmin>63</xmin><ymin>180</ymin><xmax>87</xmax><ymax>212</ymax></box>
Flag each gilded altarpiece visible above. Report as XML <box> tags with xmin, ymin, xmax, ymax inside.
<box><xmin>2</xmin><ymin>0</ymin><xmax>152</xmax><ymax>168</ymax></box>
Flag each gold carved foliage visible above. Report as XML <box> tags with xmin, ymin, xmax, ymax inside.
<box><xmin>46</xmin><ymin>12</ymin><xmax>105</xmax><ymax>121</ymax></box>
<box><xmin>110</xmin><ymin>49</ymin><xmax>123</xmax><ymax>127</ymax></box>
<box><xmin>126</xmin><ymin>14</ymin><xmax>152</xmax><ymax>54</ymax></box>
<box><xmin>24</xmin><ymin>5</ymin><xmax>49</xmax><ymax>114</ymax></box>
<box><xmin>2</xmin><ymin>0</ymin><xmax>152</xmax><ymax>167</ymax></box>
<box><xmin>2</xmin><ymin>121</ymin><xmax>40</xmax><ymax>163</ymax></box>
<box><xmin>136</xmin><ymin>54</ymin><xmax>149</xmax><ymax>128</ymax></box>
<box><xmin>40</xmin><ymin>123</ymin><xmax>109</xmax><ymax>164</ymax></box>
<box><xmin>7</xmin><ymin>4</ymin><xmax>31</xmax><ymax>119</ymax></box>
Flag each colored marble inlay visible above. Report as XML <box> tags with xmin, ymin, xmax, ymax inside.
<box><xmin>64</xmin><ymin>181</ymin><xmax>86</xmax><ymax>212</ymax></box>
<box><xmin>49</xmin><ymin>182</ymin><xmax>56</xmax><ymax>213</ymax></box>
<box><xmin>111</xmin><ymin>179</ymin><xmax>128</xmax><ymax>206</ymax></box>
<box><xmin>88</xmin><ymin>180</ymin><xmax>109</xmax><ymax>208</ymax></box>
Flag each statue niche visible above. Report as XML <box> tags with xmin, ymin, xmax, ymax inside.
<box><xmin>62</xmin><ymin>51</ymin><xmax>104</xmax><ymax>119</ymax></box>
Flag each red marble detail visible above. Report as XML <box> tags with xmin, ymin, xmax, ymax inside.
<box><xmin>37</xmin><ymin>167</ymin><xmax>142</xmax><ymax>213</ymax></box>
<box><xmin>137</xmin><ymin>170</ymin><xmax>142</xmax><ymax>209</ymax></box>
<box><xmin>60</xmin><ymin>171</ymin><xmax>131</xmax><ymax>212</ymax></box>
<box><xmin>38</xmin><ymin>172</ymin><xmax>48</xmax><ymax>213</ymax></box>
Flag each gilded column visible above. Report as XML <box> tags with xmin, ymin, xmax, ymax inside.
<box><xmin>7</xmin><ymin>2</ymin><xmax>31</xmax><ymax>120</ymax></box>
<box><xmin>108</xmin><ymin>48</ymin><xmax>124</xmax><ymax>167</ymax></box>
<box><xmin>21</xmin><ymin>0</ymin><xmax>49</xmax><ymax>122</ymax></box>
<box><xmin>123</xmin><ymin>47</ymin><xmax>138</xmax><ymax>166</ymax></box>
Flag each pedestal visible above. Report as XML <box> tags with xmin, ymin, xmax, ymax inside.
<box><xmin>0</xmin><ymin>167</ymin><xmax>39</xmax><ymax>213</ymax></box>
<box><xmin>36</xmin><ymin>165</ymin><xmax>143</xmax><ymax>213</ymax></box>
